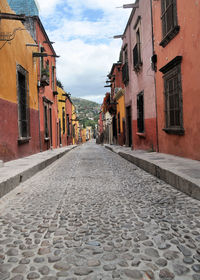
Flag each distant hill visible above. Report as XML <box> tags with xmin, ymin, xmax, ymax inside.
<box><xmin>71</xmin><ymin>97</ymin><xmax>101</xmax><ymax>129</ymax></box>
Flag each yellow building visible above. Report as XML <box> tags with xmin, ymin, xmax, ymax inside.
<box><xmin>57</xmin><ymin>86</ymin><xmax>67</xmax><ymax>146</ymax></box>
<box><xmin>82</xmin><ymin>129</ymin><xmax>87</xmax><ymax>143</ymax></box>
<box><xmin>116</xmin><ymin>89</ymin><xmax>126</xmax><ymax>146</ymax></box>
<box><xmin>86</xmin><ymin>126</ymin><xmax>93</xmax><ymax>141</ymax></box>
<box><xmin>71</xmin><ymin>103</ymin><xmax>76</xmax><ymax>145</ymax></box>
<box><xmin>0</xmin><ymin>0</ymin><xmax>39</xmax><ymax>161</ymax></box>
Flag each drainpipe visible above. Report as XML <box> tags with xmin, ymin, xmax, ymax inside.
<box><xmin>150</xmin><ymin>0</ymin><xmax>159</xmax><ymax>152</ymax></box>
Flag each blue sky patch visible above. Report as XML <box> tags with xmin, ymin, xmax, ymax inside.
<box><xmin>82</xmin><ymin>8</ymin><xmax>104</xmax><ymax>22</ymax></box>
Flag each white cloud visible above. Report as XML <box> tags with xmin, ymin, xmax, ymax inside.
<box><xmin>36</xmin><ymin>0</ymin><xmax>135</xmax><ymax>103</ymax></box>
<box><xmin>37</xmin><ymin>0</ymin><xmax>63</xmax><ymax>16</ymax></box>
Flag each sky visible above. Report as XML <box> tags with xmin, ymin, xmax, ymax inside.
<box><xmin>36</xmin><ymin>0</ymin><xmax>134</xmax><ymax>104</ymax></box>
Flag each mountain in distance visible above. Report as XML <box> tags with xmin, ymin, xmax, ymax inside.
<box><xmin>71</xmin><ymin>97</ymin><xmax>101</xmax><ymax>129</ymax></box>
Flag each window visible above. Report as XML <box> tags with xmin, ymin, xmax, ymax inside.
<box><xmin>62</xmin><ymin>107</ymin><xmax>65</xmax><ymax>134</ymax></box>
<box><xmin>44</xmin><ymin>105</ymin><xmax>49</xmax><ymax>138</ymax></box>
<box><xmin>133</xmin><ymin>29</ymin><xmax>142</xmax><ymax>71</ymax></box>
<box><xmin>49</xmin><ymin>108</ymin><xmax>52</xmax><ymax>145</ymax></box>
<box><xmin>72</xmin><ymin>124</ymin><xmax>75</xmax><ymax>138</ymax></box>
<box><xmin>118</xmin><ymin>112</ymin><xmax>121</xmax><ymax>134</ymax></box>
<box><xmin>160</xmin><ymin>0</ymin><xmax>180</xmax><ymax>47</ymax></box>
<box><xmin>17</xmin><ymin>65</ymin><xmax>29</xmax><ymax>141</ymax></box>
<box><xmin>122</xmin><ymin>49</ymin><xmax>129</xmax><ymax>85</ymax></box>
<box><xmin>137</xmin><ymin>92</ymin><xmax>144</xmax><ymax>133</ymax></box>
<box><xmin>46</xmin><ymin>60</ymin><xmax>49</xmax><ymax>73</ymax></box>
<box><xmin>159</xmin><ymin>56</ymin><xmax>184</xmax><ymax>134</ymax></box>
<box><xmin>67</xmin><ymin>114</ymin><xmax>70</xmax><ymax>136</ymax></box>
<box><xmin>52</xmin><ymin>66</ymin><xmax>55</xmax><ymax>90</ymax></box>
<box><xmin>40</xmin><ymin>46</ymin><xmax>45</xmax><ymax>74</ymax></box>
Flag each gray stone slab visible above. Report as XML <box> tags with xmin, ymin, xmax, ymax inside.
<box><xmin>105</xmin><ymin>144</ymin><xmax>200</xmax><ymax>201</ymax></box>
<box><xmin>0</xmin><ymin>145</ymin><xmax>77</xmax><ymax>199</ymax></box>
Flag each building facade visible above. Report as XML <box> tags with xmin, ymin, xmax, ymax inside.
<box><xmin>57</xmin><ymin>86</ymin><xmax>67</xmax><ymax>147</ymax></box>
<box><xmin>108</xmin><ymin>62</ymin><xmax>125</xmax><ymax>146</ymax></box>
<box><xmin>9</xmin><ymin>0</ymin><xmax>59</xmax><ymax>151</ymax></box>
<box><xmin>122</xmin><ymin>0</ymin><xmax>157</xmax><ymax>151</ymax></box>
<box><xmin>0</xmin><ymin>0</ymin><xmax>40</xmax><ymax>161</ymax></box>
<box><xmin>65</xmin><ymin>94</ymin><xmax>73</xmax><ymax>146</ymax></box>
<box><xmin>152</xmin><ymin>0</ymin><xmax>200</xmax><ymax>160</ymax></box>
<box><xmin>35</xmin><ymin>17</ymin><xmax>58</xmax><ymax>151</ymax></box>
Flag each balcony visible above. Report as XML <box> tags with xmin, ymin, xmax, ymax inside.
<box><xmin>122</xmin><ymin>62</ymin><xmax>129</xmax><ymax>85</ymax></box>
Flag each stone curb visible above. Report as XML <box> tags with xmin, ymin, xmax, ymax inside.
<box><xmin>105</xmin><ymin>145</ymin><xmax>200</xmax><ymax>201</ymax></box>
<box><xmin>0</xmin><ymin>145</ymin><xmax>77</xmax><ymax>199</ymax></box>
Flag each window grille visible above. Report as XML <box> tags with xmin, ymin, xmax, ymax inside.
<box><xmin>137</xmin><ymin>92</ymin><xmax>144</xmax><ymax>133</ymax></box>
<box><xmin>122</xmin><ymin>62</ymin><xmax>129</xmax><ymax>85</ymax></box>
<box><xmin>17</xmin><ymin>65</ymin><xmax>29</xmax><ymax>139</ymax></box>
<box><xmin>44</xmin><ymin>105</ymin><xmax>49</xmax><ymax>138</ymax></box>
<box><xmin>164</xmin><ymin>68</ymin><xmax>182</xmax><ymax>128</ymax></box>
<box><xmin>160</xmin><ymin>56</ymin><xmax>184</xmax><ymax>134</ymax></box>
<box><xmin>67</xmin><ymin>114</ymin><xmax>70</xmax><ymax>136</ymax></box>
<box><xmin>62</xmin><ymin>108</ymin><xmax>66</xmax><ymax>134</ymax></box>
<box><xmin>133</xmin><ymin>29</ymin><xmax>142</xmax><ymax>71</ymax></box>
<box><xmin>160</xmin><ymin>0</ymin><xmax>179</xmax><ymax>47</ymax></box>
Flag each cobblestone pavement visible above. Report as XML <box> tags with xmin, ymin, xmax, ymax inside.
<box><xmin>0</xmin><ymin>141</ymin><xmax>200</xmax><ymax>280</ymax></box>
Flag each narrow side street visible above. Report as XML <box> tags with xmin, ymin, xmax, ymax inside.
<box><xmin>0</xmin><ymin>141</ymin><xmax>200</xmax><ymax>280</ymax></box>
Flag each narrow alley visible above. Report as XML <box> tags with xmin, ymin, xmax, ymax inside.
<box><xmin>0</xmin><ymin>141</ymin><xmax>200</xmax><ymax>280</ymax></box>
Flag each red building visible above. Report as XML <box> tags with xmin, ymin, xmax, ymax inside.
<box><xmin>108</xmin><ymin>62</ymin><xmax>125</xmax><ymax>146</ymax></box>
<box><xmin>152</xmin><ymin>0</ymin><xmax>200</xmax><ymax>160</ymax></box>
<box><xmin>21</xmin><ymin>16</ymin><xmax>58</xmax><ymax>151</ymax></box>
<box><xmin>33</xmin><ymin>17</ymin><xmax>59</xmax><ymax>151</ymax></box>
<box><xmin>121</xmin><ymin>0</ymin><xmax>157</xmax><ymax>151</ymax></box>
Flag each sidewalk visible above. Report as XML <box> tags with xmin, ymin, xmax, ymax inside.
<box><xmin>0</xmin><ymin>145</ymin><xmax>77</xmax><ymax>199</ymax></box>
<box><xmin>105</xmin><ymin>144</ymin><xmax>200</xmax><ymax>200</ymax></box>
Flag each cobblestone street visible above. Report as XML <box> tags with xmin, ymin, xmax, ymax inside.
<box><xmin>0</xmin><ymin>141</ymin><xmax>200</xmax><ymax>280</ymax></box>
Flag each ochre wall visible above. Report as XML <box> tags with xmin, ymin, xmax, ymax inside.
<box><xmin>66</xmin><ymin>98</ymin><xmax>72</xmax><ymax>145</ymax></box>
<box><xmin>71</xmin><ymin>104</ymin><xmax>76</xmax><ymax>145</ymax></box>
<box><xmin>0</xmin><ymin>0</ymin><xmax>38</xmax><ymax>108</ymax></box>
<box><xmin>57</xmin><ymin>86</ymin><xmax>67</xmax><ymax>146</ymax></box>
<box><xmin>116</xmin><ymin>93</ymin><xmax>125</xmax><ymax>146</ymax></box>
<box><xmin>82</xmin><ymin>129</ymin><xmax>86</xmax><ymax>143</ymax></box>
<box><xmin>152</xmin><ymin>0</ymin><xmax>200</xmax><ymax>160</ymax></box>
<box><xmin>0</xmin><ymin>0</ymin><xmax>40</xmax><ymax>161</ymax></box>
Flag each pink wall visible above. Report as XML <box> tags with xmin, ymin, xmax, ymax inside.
<box><xmin>122</xmin><ymin>0</ymin><xmax>157</xmax><ymax>151</ymax></box>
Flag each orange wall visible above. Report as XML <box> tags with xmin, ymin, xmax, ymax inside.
<box><xmin>152</xmin><ymin>0</ymin><xmax>200</xmax><ymax>160</ymax></box>
<box><xmin>0</xmin><ymin>0</ymin><xmax>38</xmax><ymax>109</ymax></box>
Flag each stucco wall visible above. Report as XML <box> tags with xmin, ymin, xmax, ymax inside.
<box><xmin>152</xmin><ymin>0</ymin><xmax>200</xmax><ymax>160</ymax></box>
<box><xmin>57</xmin><ymin>86</ymin><xmax>67</xmax><ymax>146</ymax></box>
<box><xmin>0</xmin><ymin>0</ymin><xmax>40</xmax><ymax>161</ymax></box>
<box><xmin>122</xmin><ymin>0</ymin><xmax>157</xmax><ymax>151</ymax></box>
<box><xmin>36</xmin><ymin>20</ymin><xmax>58</xmax><ymax>150</ymax></box>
